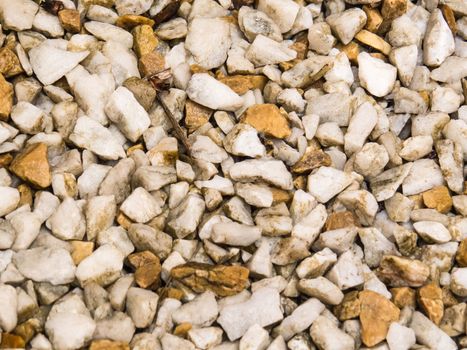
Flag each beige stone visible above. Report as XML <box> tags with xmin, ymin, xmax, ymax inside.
<box><xmin>418</xmin><ymin>283</ymin><xmax>444</xmax><ymax>325</ymax></box>
<box><xmin>17</xmin><ymin>184</ymin><xmax>33</xmax><ymax>207</ymax></box>
<box><xmin>359</xmin><ymin>290</ymin><xmax>400</xmax><ymax>347</ymax></box>
<box><xmin>171</xmin><ymin>262</ymin><xmax>249</xmax><ymax>296</ymax></box>
<box><xmin>355</xmin><ymin>30</ymin><xmax>392</xmax><ymax>56</ymax></box>
<box><xmin>376</xmin><ymin>255</ymin><xmax>430</xmax><ymax>287</ymax></box>
<box><xmin>89</xmin><ymin>340</ymin><xmax>130</xmax><ymax>350</ymax></box>
<box><xmin>324</xmin><ymin>211</ymin><xmax>359</xmax><ymax>231</ymax></box>
<box><xmin>70</xmin><ymin>241</ymin><xmax>94</xmax><ymax>265</ymax></box>
<box><xmin>10</xmin><ymin>143</ymin><xmax>52</xmax><ymax>189</ymax></box>
<box><xmin>456</xmin><ymin>239</ymin><xmax>467</xmax><ymax>267</ymax></box>
<box><xmin>133</xmin><ymin>24</ymin><xmax>158</xmax><ymax>58</ymax></box>
<box><xmin>138</xmin><ymin>51</ymin><xmax>165</xmax><ymax>77</ymax></box>
<box><xmin>291</xmin><ymin>148</ymin><xmax>332</xmax><ymax>174</ymax></box>
<box><xmin>0</xmin><ymin>47</ymin><xmax>23</xmax><ymax>78</ymax></box>
<box><xmin>381</xmin><ymin>0</ymin><xmax>407</xmax><ymax>20</ymax></box>
<box><xmin>338</xmin><ymin>41</ymin><xmax>360</xmax><ymax>65</ymax></box>
<box><xmin>116</xmin><ymin>15</ymin><xmax>155</xmax><ymax>31</ymax></box>
<box><xmin>363</xmin><ymin>6</ymin><xmax>383</xmax><ymax>33</ymax></box>
<box><xmin>217</xmin><ymin>74</ymin><xmax>267</xmax><ymax>95</ymax></box>
<box><xmin>333</xmin><ymin>291</ymin><xmax>361</xmax><ymax>321</ymax></box>
<box><xmin>391</xmin><ymin>287</ymin><xmax>416</xmax><ymax>309</ymax></box>
<box><xmin>0</xmin><ymin>73</ymin><xmax>13</xmax><ymax>120</ymax></box>
<box><xmin>58</xmin><ymin>9</ymin><xmax>81</xmax><ymax>33</ymax></box>
<box><xmin>185</xmin><ymin>99</ymin><xmax>212</xmax><ymax>131</ymax></box>
<box><xmin>422</xmin><ymin>185</ymin><xmax>453</xmax><ymax>214</ymax></box>
<box><xmin>128</xmin><ymin>251</ymin><xmax>161</xmax><ymax>289</ymax></box>
<box><xmin>242</xmin><ymin>104</ymin><xmax>291</xmax><ymax>139</ymax></box>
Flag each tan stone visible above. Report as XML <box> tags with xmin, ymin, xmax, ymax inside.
<box><xmin>122</xmin><ymin>77</ymin><xmax>157</xmax><ymax>111</ymax></box>
<box><xmin>363</xmin><ymin>6</ymin><xmax>383</xmax><ymax>33</ymax></box>
<box><xmin>185</xmin><ymin>99</ymin><xmax>212</xmax><ymax>131</ymax></box>
<box><xmin>0</xmin><ymin>333</ymin><xmax>25</xmax><ymax>349</ymax></box>
<box><xmin>138</xmin><ymin>51</ymin><xmax>165</xmax><ymax>77</ymax></box>
<box><xmin>116</xmin><ymin>211</ymin><xmax>133</xmax><ymax>230</ymax></box>
<box><xmin>334</xmin><ymin>291</ymin><xmax>361</xmax><ymax>321</ymax></box>
<box><xmin>128</xmin><ymin>251</ymin><xmax>161</xmax><ymax>289</ymax></box>
<box><xmin>456</xmin><ymin>239</ymin><xmax>467</xmax><ymax>267</ymax></box>
<box><xmin>190</xmin><ymin>64</ymin><xmax>209</xmax><ymax>74</ymax></box>
<box><xmin>376</xmin><ymin>255</ymin><xmax>430</xmax><ymax>287</ymax></box>
<box><xmin>18</xmin><ymin>184</ymin><xmax>33</xmax><ymax>207</ymax></box>
<box><xmin>0</xmin><ymin>73</ymin><xmax>13</xmax><ymax>120</ymax></box>
<box><xmin>13</xmin><ymin>319</ymin><xmax>41</xmax><ymax>344</ymax></box>
<box><xmin>422</xmin><ymin>186</ymin><xmax>452</xmax><ymax>214</ymax></box>
<box><xmin>127</xmin><ymin>144</ymin><xmax>145</xmax><ymax>155</ymax></box>
<box><xmin>381</xmin><ymin>0</ymin><xmax>407</xmax><ymax>20</ymax></box>
<box><xmin>291</xmin><ymin>148</ymin><xmax>332</xmax><ymax>174</ymax></box>
<box><xmin>58</xmin><ymin>9</ymin><xmax>81</xmax><ymax>33</ymax></box>
<box><xmin>442</xmin><ymin>286</ymin><xmax>459</xmax><ymax>307</ymax></box>
<box><xmin>279</xmin><ymin>39</ymin><xmax>308</xmax><ymax>71</ymax></box>
<box><xmin>271</xmin><ymin>187</ymin><xmax>292</xmax><ymax>205</ymax></box>
<box><xmin>171</xmin><ymin>262</ymin><xmax>249</xmax><ymax>297</ymax></box>
<box><xmin>242</xmin><ymin>104</ymin><xmax>291</xmax><ymax>139</ymax></box>
<box><xmin>355</xmin><ymin>30</ymin><xmax>392</xmax><ymax>56</ymax></box>
<box><xmin>133</xmin><ymin>25</ymin><xmax>158</xmax><ymax>58</ymax></box>
<box><xmin>0</xmin><ymin>153</ymin><xmax>12</xmax><ymax>167</ymax></box>
<box><xmin>165</xmin><ymin>287</ymin><xmax>184</xmax><ymax>300</ymax></box>
<box><xmin>408</xmin><ymin>194</ymin><xmax>424</xmax><ymax>209</ymax></box>
<box><xmin>10</xmin><ymin>143</ymin><xmax>52</xmax><ymax>189</ymax></box>
<box><xmin>324</xmin><ymin>211</ymin><xmax>360</xmax><ymax>231</ymax></box>
<box><xmin>116</xmin><ymin>15</ymin><xmax>155</xmax><ymax>31</ymax></box>
<box><xmin>0</xmin><ymin>47</ymin><xmax>23</xmax><ymax>78</ymax></box>
<box><xmin>217</xmin><ymin>74</ymin><xmax>268</xmax><ymax>95</ymax></box>
<box><xmin>338</xmin><ymin>41</ymin><xmax>360</xmax><ymax>65</ymax></box>
<box><xmin>391</xmin><ymin>287</ymin><xmax>416</xmax><ymax>309</ymax></box>
<box><xmin>173</xmin><ymin>323</ymin><xmax>192</xmax><ymax>337</ymax></box>
<box><xmin>359</xmin><ymin>290</ymin><xmax>400</xmax><ymax>347</ymax></box>
<box><xmin>418</xmin><ymin>283</ymin><xmax>444</xmax><ymax>325</ymax></box>
<box><xmin>70</xmin><ymin>241</ymin><xmax>94</xmax><ymax>265</ymax></box>
<box><xmin>293</xmin><ymin>176</ymin><xmax>306</xmax><ymax>190</ymax></box>
<box><xmin>89</xmin><ymin>340</ymin><xmax>130</xmax><ymax>350</ymax></box>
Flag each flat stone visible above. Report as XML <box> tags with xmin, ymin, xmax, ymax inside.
<box><xmin>138</xmin><ymin>51</ymin><xmax>166</xmax><ymax>77</ymax></box>
<box><xmin>423</xmin><ymin>8</ymin><xmax>455</xmax><ymax>66</ymax></box>
<box><xmin>128</xmin><ymin>250</ymin><xmax>161</xmax><ymax>289</ymax></box>
<box><xmin>229</xmin><ymin>159</ymin><xmax>293</xmax><ymax>190</ymax></box>
<box><xmin>359</xmin><ymin>290</ymin><xmax>400</xmax><ymax>347</ymax></box>
<box><xmin>116</xmin><ymin>15</ymin><xmax>154</xmax><ymax>30</ymax></box>
<box><xmin>410</xmin><ymin>311</ymin><xmax>457</xmax><ymax>350</ymax></box>
<box><xmin>334</xmin><ymin>290</ymin><xmax>361</xmax><ymax>321</ymax></box>
<box><xmin>171</xmin><ymin>262</ymin><xmax>249</xmax><ymax>296</ymax></box>
<box><xmin>10</xmin><ymin>143</ymin><xmax>51</xmax><ymax>189</ymax></box>
<box><xmin>242</xmin><ymin>104</ymin><xmax>291</xmax><ymax>139</ymax></box>
<box><xmin>390</xmin><ymin>287</ymin><xmax>416</xmax><ymax>308</ymax></box>
<box><xmin>217</xmin><ymin>74</ymin><xmax>267</xmax><ymax>95</ymax></box>
<box><xmin>132</xmin><ymin>24</ymin><xmax>158</xmax><ymax>58</ymax></box>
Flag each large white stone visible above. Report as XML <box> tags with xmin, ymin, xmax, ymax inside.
<box><xmin>358</xmin><ymin>52</ymin><xmax>397</xmax><ymax>97</ymax></box>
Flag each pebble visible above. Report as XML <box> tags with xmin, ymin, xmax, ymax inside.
<box><xmin>358</xmin><ymin>52</ymin><xmax>397</xmax><ymax>97</ymax></box>
<box><xmin>310</xmin><ymin>315</ymin><xmax>355</xmax><ymax>350</ymax></box>
<box><xmin>257</xmin><ymin>0</ymin><xmax>300</xmax><ymax>33</ymax></box>
<box><xmin>327</xmin><ymin>8</ymin><xmax>367</xmax><ymax>45</ymax></box>
<box><xmin>410</xmin><ymin>311</ymin><xmax>457</xmax><ymax>350</ymax></box>
<box><xmin>126</xmin><ymin>287</ymin><xmax>159</xmax><ymax>328</ymax></box>
<box><xmin>423</xmin><ymin>9</ymin><xmax>455</xmax><ymax>66</ymax></box>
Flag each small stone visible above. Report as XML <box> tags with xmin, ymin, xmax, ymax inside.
<box><xmin>70</xmin><ymin>241</ymin><xmax>94</xmax><ymax>265</ymax></box>
<box><xmin>128</xmin><ymin>250</ymin><xmax>161</xmax><ymax>289</ymax></box>
<box><xmin>440</xmin><ymin>303</ymin><xmax>466</xmax><ymax>336</ymax></box>
<box><xmin>0</xmin><ymin>333</ymin><xmax>26</xmax><ymax>349</ymax></box>
<box><xmin>237</xmin><ymin>6</ymin><xmax>281</xmax><ymax>42</ymax></box>
<box><xmin>132</xmin><ymin>24</ymin><xmax>158</xmax><ymax>58</ymax></box>
<box><xmin>138</xmin><ymin>51</ymin><xmax>166</xmax><ymax>77</ymax></box>
<box><xmin>257</xmin><ymin>0</ymin><xmax>299</xmax><ymax>33</ymax></box>
<box><xmin>298</xmin><ymin>277</ymin><xmax>344</xmax><ymax>305</ymax></box>
<box><xmin>359</xmin><ymin>290</ymin><xmax>400</xmax><ymax>347</ymax></box>
<box><xmin>223</xmin><ymin>123</ymin><xmax>266</xmax><ymax>158</ymax></box>
<box><xmin>240</xmin><ymin>324</ymin><xmax>269</xmax><ymax>350</ymax></box>
<box><xmin>456</xmin><ymin>239</ymin><xmax>467</xmax><ymax>267</ymax></box>
<box><xmin>358</xmin><ymin>52</ymin><xmax>397</xmax><ymax>97</ymax></box>
<box><xmin>122</xmin><ymin>77</ymin><xmax>156</xmax><ymax>111</ymax></box>
<box><xmin>217</xmin><ymin>74</ymin><xmax>267</xmax><ymax>95</ymax></box>
<box><xmin>126</xmin><ymin>287</ymin><xmax>159</xmax><ymax>328</ymax></box>
<box><xmin>307</xmin><ymin>166</ymin><xmax>353</xmax><ymax>203</ymax></box>
<box><xmin>116</xmin><ymin>15</ymin><xmax>154</xmax><ymax>30</ymax></box>
<box><xmin>171</xmin><ymin>262</ymin><xmax>249</xmax><ymax>296</ymax></box>
<box><xmin>10</xmin><ymin>143</ymin><xmax>51</xmax><ymax>189</ymax></box>
<box><xmin>423</xmin><ymin>9</ymin><xmax>455</xmax><ymax>66</ymax></box>
<box><xmin>172</xmin><ymin>290</ymin><xmax>218</xmax><ymax>327</ymax></box>
<box><xmin>186</xmin><ymin>73</ymin><xmax>243</xmax><ymax>112</ymax></box>
<box><xmin>324</xmin><ymin>211</ymin><xmax>359</xmax><ymax>231</ymax></box>
<box><xmin>450</xmin><ymin>268</ymin><xmax>467</xmax><ymax>297</ymax></box>
<box><xmin>230</xmin><ymin>159</ymin><xmax>293</xmax><ymax>190</ymax></box>
<box><xmin>381</xmin><ymin>0</ymin><xmax>407</xmax><ymax>19</ymax></box>
<box><xmin>326</xmin><ymin>8</ymin><xmax>367</xmax><ymax>45</ymax></box>
<box><xmin>291</xmin><ymin>149</ymin><xmax>332</xmax><ymax>174</ymax></box>
<box><xmin>418</xmin><ymin>283</ymin><xmax>444</xmax><ymax>325</ymax></box>
<box><xmin>58</xmin><ymin>9</ymin><xmax>81</xmax><ymax>33</ymax></box>
<box><xmin>0</xmin><ymin>284</ymin><xmax>17</xmax><ymax>332</ymax></box>
<box><xmin>0</xmin><ymin>73</ymin><xmax>13</xmax><ymax>120</ymax></box>
<box><xmin>386</xmin><ymin>322</ymin><xmax>416</xmax><ymax>350</ymax></box>
<box><xmin>185</xmin><ymin>99</ymin><xmax>212</xmax><ymax>131</ymax></box>
<box><xmin>334</xmin><ymin>291</ymin><xmax>361</xmax><ymax>321</ymax></box>
<box><xmin>0</xmin><ymin>47</ymin><xmax>23</xmax><ymax>78</ymax></box>
<box><xmin>413</xmin><ymin>221</ymin><xmax>451</xmax><ymax>244</ymax></box>
<box><xmin>0</xmin><ymin>186</ymin><xmax>20</xmax><ymax>217</ymax></box>
<box><xmin>310</xmin><ymin>315</ymin><xmax>355</xmax><ymax>350</ymax></box>
<box><xmin>242</xmin><ymin>104</ymin><xmax>291</xmax><ymax>139</ymax></box>
<box><xmin>410</xmin><ymin>311</ymin><xmax>457</xmax><ymax>350</ymax></box>
<box><xmin>355</xmin><ymin>30</ymin><xmax>392</xmax><ymax>56</ymax></box>
<box><xmin>390</xmin><ymin>287</ymin><xmax>416</xmax><ymax>308</ymax></box>
<box><xmin>376</xmin><ymin>255</ymin><xmax>430</xmax><ymax>287</ymax></box>
<box><xmin>246</xmin><ymin>35</ymin><xmax>297</xmax><ymax>66</ymax></box>
<box><xmin>363</xmin><ymin>6</ymin><xmax>383</xmax><ymax>32</ymax></box>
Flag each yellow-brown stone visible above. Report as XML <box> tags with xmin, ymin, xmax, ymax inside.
<box><xmin>279</xmin><ymin>40</ymin><xmax>308</xmax><ymax>71</ymax></box>
<box><xmin>442</xmin><ymin>286</ymin><xmax>459</xmax><ymax>307</ymax></box>
<box><xmin>18</xmin><ymin>184</ymin><xmax>33</xmax><ymax>207</ymax></box>
<box><xmin>0</xmin><ymin>333</ymin><xmax>25</xmax><ymax>349</ymax></box>
<box><xmin>217</xmin><ymin>74</ymin><xmax>268</xmax><ymax>95</ymax></box>
<box><xmin>0</xmin><ymin>153</ymin><xmax>13</xmax><ymax>167</ymax></box>
<box><xmin>138</xmin><ymin>51</ymin><xmax>166</xmax><ymax>77</ymax></box>
<box><xmin>390</xmin><ymin>287</ymin><xmax>416</xmax><ymax>309</ymax></box>
<box><xmin>355</xmin><ymin>30</ymin><xmax>392</xmax><ymax>56</ymax></box>
<box><xmin>293</xmin><ymin>176</ymin><xmax>306</xmax><ymax>190</ymax></box>
<box><xmin>165</xmin><ymin>287</ymin><xmax>185</xmax><ymax>300</ymax></box>
<box><xmin>338</xmin><ymin>41</ymin><xmax>360</xmax><ymax>65</ymax></box>
<box><xmin>58</xmin><ymin>9</ymin><xmax>81</xmax><ymax>33</ymax></box>
<box><xmin>408</xmin><ymin>194</ymin><xmax>424</xmax><ymax>209</ymax></box>
<box><xmin>128</xmin><ymin>250</ymin><xmax>161</xmax><ymax>289</ymax></box>
<box><xmin>418</xmin><ymin>283</ymin><xmax>444</xmax><ymax>325</ymax></box>
<box><xmin>70</xmin><ymin>241</ymin><xmax>94</xmax><ymax>265</ymax></box>
<box><xmin>271</xmin><ymin>187</ymin><xmax>292</xmax><ymax>205</ymax></box>
<box><xmin>381</xmin><ymin>0</ymin><xmax>407</xmax><ymax>20</ymax></box>
<box><xmin>10</xmin><ymin>143</ymin><xmax>52</xmax><ymax>189</ymax></box>
<box><xmin>363</xmin><ymin>6</ymin><xmax>383</xmax><ymax>33</ymax></box>
<box><xmin>116</xmin><ymin>15</ymin><xmax>154</xmax><ymax>31</ymax></box>
<box><xmin>185</xmin><ymin>99</ymin><xmax>212</xmax><ymax>131</ymax></box>
<box><xmin>171</xmin><ymin>262</ymin><xmax>249</xmax><ymax>297</ymax></box>
<box><xmin>242</xmin><ymin>104</ymin><xmax>291</xmax><ymax>139</ymax></box>
<box><xmin>133</xmin><ymin>25</ymin><xmax>158</xmax><ymax>58</ymax></box>
<box><xmin>376</xmin><ymin>255</ymin><xmax>430</xmax><ymax>287</ymax></box>
<box><xmin>173</xmin><ymin>323</ymin><xmax>192</xmax><ymax>337</ymax></box>
<box><xmin>0</xmin><ymin>73</ymin><xmax>13</xmax><ymax>120</ymax></box>
<box><xmin>359</xmin><ymin>290</ymin><xmax>400</xmax><ymax>347</ymax></box>
<box><xmin>325</xmin><ymin>211</ymin><xmax>360</xmax><ymax>231</ymax></box>
<box><xmin>116</xmin><ymin>211</ymin><xmax>133</xmax><ymax>230</ymax></box>
<box><xmin>89</xmin><ymin>340</ymin><xmax>130</xmax><ymax>350</ymax></box>
<box><xmin>456</xmin><ymin>239</ymin><xmax>467</xmax><ymax>267</ymax></box>
<box><xmin>13</xmin><ymin>319</ymin><xmax>41</xmax><ymax>344</ymax></box>
<box><xmin>334</xmin><ymin>291</ymin><xmax>361</xmax><ymax>321</ymax></box>
<box><xmin>0</xmin><ymin>48</ymin><xmax>23</xmax><ymax>78</ymax></box>
<box><xmin>291</xmin><ymin>148</ymin><xmax>332</xmax><ymax>174</ymax></box>
<box><xmin>422</xmin><ymin>185</ymin><xmax>452</xmax><ymax>214</ymax></box>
